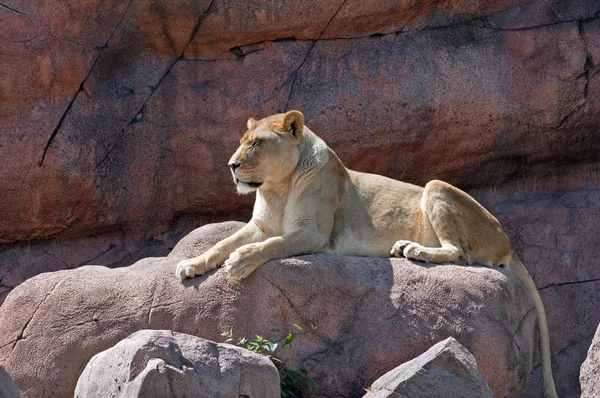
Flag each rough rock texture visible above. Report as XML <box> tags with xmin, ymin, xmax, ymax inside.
<box><xmin>580</xmin><ymin>322</ymin><xmax>600</xmax><ymax>397</ymax></box>
<box><xmin>471</xmin><ymin>183</ymin><xmax>600</xmax><ymax>398</ymax></box>
<box><xmin>3</xmin><ymin>0</ymin><xmax>599</xmax><ymax>246</ymax></box>
<box><xmin>74</xmin><ymin>329</ymin><xmax>280</xmax><ymax>398</ymax></box>
<box><xmin>0</xmin><ymin>222</ymin><xmax>538</xmax><ymax>398</ymax></box>
<box><xmin>364</xmin><ymin>337</ymin><xmax>493</xmax><ymax>398</ymax></box>
<box><xmin>0</xmin><ymin>366</ymin><xmax>20</xmax><ymax>398</ymax></box>
<box><xmin>0</xmin><ymin>214</ymin><xmax>241</xmax><ymax>306</ymax></box>
<box><xmin>2</xmin><ymin>1</ymin><xmax>600</xmax><ymax>396</ymax></box>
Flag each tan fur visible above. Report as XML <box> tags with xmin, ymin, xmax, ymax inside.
<box><xmin>176</xmin><ymin>111</ymin><xmax>557</xmax><ymax>398</ymax></box>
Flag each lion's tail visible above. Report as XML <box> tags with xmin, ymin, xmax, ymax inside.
<box><xmin>509</xmin><ymin>253</ymin><xmax>557</xmax><ymax>398</ymax></box>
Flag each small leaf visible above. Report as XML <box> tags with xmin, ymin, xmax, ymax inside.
<box><xmin>220</xmin><ymin>329</ymin><xmax>233</xmax><ymax>337</ymax></box>
<box><xmin>285</xmin><ymin>333</ymin><xmax>295</xmax><ymax>345</ymax></box>
<box><xmin>293</xmin><ymin>324</ymin><xmax>302</xmax><ymax>330</ymax></box>
<box><xmin>285</xmin><ymin>369</ymin><xmax>301</xmax><ymax>378</ymax></box>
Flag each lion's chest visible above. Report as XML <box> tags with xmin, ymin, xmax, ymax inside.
<box><xmin>253</xmin><ymin>192</ymin><xmax>291</xmax><ymax>236</ymax></box>
<box><xmin>255</xmin><ymin>203</ymin><xmax>309</xmax><ymax>237</ymax></box>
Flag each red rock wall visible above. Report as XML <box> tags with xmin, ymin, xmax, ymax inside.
<box><xmin>1</xmin><ymin>0</ymin><xmax>599</xmax><ymax>396</ymax></box>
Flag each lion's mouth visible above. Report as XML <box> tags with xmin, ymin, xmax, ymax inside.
<box><xmin>235</xmin><ymin>178</ymin><xmax>262</xmax><ymax>189</ymax></box>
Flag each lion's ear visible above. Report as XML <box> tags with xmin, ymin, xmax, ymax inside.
<box><xmin>247</xmin><ymin>117</ymin><xmax>257</xmax><ymax>130</ymax></box>
<box><xmin>281</xmin><ymin>110</ymin><xmax>304</xmax><ymax>139</ymax></box>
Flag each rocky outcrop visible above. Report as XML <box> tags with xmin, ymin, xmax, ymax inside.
<box><xmin>0</xmin><ymin>226</ymin><xmax>195</xmax><ymax>306</ymax></box>
<box><xmin>0</xmin><ymin>222</ymin><xmax>538</xmax><ymax>398</ymax></box>
<box><xmin>580</xmin><ymin>323</ymin><xmax>600</xmax><ymax>398</ymax></box>
<box><xmin>364</xmin><ymin>337</ymin><xmax>493</xmax><ymax>398</ymax></box>
<box><xmin>0</xmin><ymin>366</ymin><xmax>20</xmax><ymax>398</ymax></box>
<box><xmin>74</xmin><ymin>329</ymin><xmax>280</xmax><ymax>398</ymax></box>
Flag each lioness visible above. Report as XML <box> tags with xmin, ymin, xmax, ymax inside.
<box><xmin>176</xmin><ymin>110</ymin><xmax>557</xmax><ymax>397</ymax></box>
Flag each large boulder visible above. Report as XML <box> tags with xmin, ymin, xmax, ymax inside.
<box><xmin>0</xmin><ymin>222</ymin><xmax>539</xmax><ymax>398</ymax></box>
<box><xmin>364</xmin><ymin>337</ymin><xmax>493</xmax><ymax>398</ymax></box>
<box><xmin>74</xmin><ymin>329</ymin><xmax>279</xmax><ymax>398</ymax></box>
<box><xmin>0</xmin><ymin>365</ymin><xmax>20</xmax><ymax>398</ymax></box>
<box><xmin>580</xmin><ymin>322</ymin><xmax>600</xmax><ymax>397</ymax></box>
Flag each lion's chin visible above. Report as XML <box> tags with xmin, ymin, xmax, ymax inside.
<box><xmin>235</xmin><ymin>179</ymin><xmax>262</xmax><ymax>195</ymax></box>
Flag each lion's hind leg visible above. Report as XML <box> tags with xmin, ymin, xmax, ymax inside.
<box><xmin>402</xmin><ymin>241</ymin><xmax>468</xmax><ymax>265</ymax></box>
<box><xmin>390</xmin><ymin>239</ymin><xmax>467</xmax><ymax>264</ymax></box>
<box><xmin>392</xmin><ymin>179</ymin><xmax>499</xmax><ymax>266</ymax></box>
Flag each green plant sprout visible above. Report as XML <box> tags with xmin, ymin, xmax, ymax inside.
<box><xmin>221</xmin><ymin>323</ymin><xmax>316</xmax><ymax>398</ymax></box>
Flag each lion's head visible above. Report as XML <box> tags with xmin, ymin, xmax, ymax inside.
<box><xmin>228</xmin><ymin>110</ymin><xmax>305</xmax><ymax>194</ymax></box>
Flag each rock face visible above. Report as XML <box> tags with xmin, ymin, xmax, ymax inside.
<box><xmin>2</xmin><ymin>0</ymin><xmax>599</xmax><ymax>246</ymax></box>
<box><xmin>580</xmin><ymin>323</ymin><xmax>600</xmax><ymax>398</ymax></box>
<box><xmin>0</xmin><ymin>366</ymin><xmax>21</xmax><ymax>398</ymax></box>
<box><xmin>364</xmin><ymin>337</ymin><xmax>493</xmax><ymax>398</ymax></box>
<box><xmin>2</xmin><ymin>2</ymin><xmax>600</xmax><ymax>396</ymax></box>
<box><xmin>0</xmin><ymin>222</ymin><xmax>539</xmax><ymax>398</ymax></box>
<box><xmin>74</xmin><ymin>329</ymin><xmax>280</xmax><ymax>398</ymax></box>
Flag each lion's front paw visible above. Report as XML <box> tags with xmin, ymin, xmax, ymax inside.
<box><xmin>176</xmin><ymin>251</ymin><xmax>220</xmax><ymax>280</ymax></box>
<box><xmin>391</xmin><ymin>240</ymin><xmax>413</xmax><ymax>257</ymax></box>
<box><xmin>176</xmin><ymin>258</ymin><xmax>203</xmax><ymax>280</ymax></box>
<box><xmin>224</xmin><ymin>243</ymin><xmax>264</xmax><ymax>280</ymax></box>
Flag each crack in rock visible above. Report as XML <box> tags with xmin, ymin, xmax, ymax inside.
<box><xmin>532</xmin><ymin>330</ymin><xmax>596</xmax><ymax>372</ymax></box>
<box><xmin>539</xmin><ymin>277</ymin><xmax>600</xmax><ymax>291</ymax></box>
<box><xmin>554</xmin><ymin>19</ymin><xmax>593</xmax><ymax>129</ymax></box>
<box><xmin>510</xmin><ymin>306</ymin><xmax>536</xmax><ymax>354</ymax></box>
<box><xmin>284</xmin><ymin>0</ymin><xmax>347</xmax><ymax>111</ymax></box>
<box><xmin>551</xmin><ymin>331</ymin><xmax>596</xmax><ymax>359</ymax></box>
<box><xmin>147</xmin><ymin>277</ymin><xmax>159</xmax><ymax>325</ymax></box>
<box><xmin>128</xmin><ymin>0</ymin><xmax>216</xmax><ymax>124</ymax></box>
<box><xmin>69</xmin><ymin>244</ymin><xmax>116</xmax><ymax>269</ymax></box>
<box><xmin>0</xmin><ymin>3</ymin><xmax>27</xmax><ymax>17</ymax></box>
<box><xmin>8</xmin><ymin>279</ymin><xmax>62</xmax><ymax>361</ymax></box>
<box><xmin>37</xmin><ymin>0</ymin><xmax>135</xmax><ymax>167</ymax></box>
<box><xmin>94</xmin><ymin>0</ymin><xmax>216</xmax><ymax>171</ymax></box>
<box><xmin>183</xmin><ymin>8</ymin><xmax>600</xmax><ymax>65</ymax></box>
<box><xmin>259</xmin><ymin>274</ymin><xmax>328</xmax><ymax>344</ymax></box>
<box><xmin>93</xmin><ymin>128</ymin><xmax>126</xmax><ymax>171</ymax></box>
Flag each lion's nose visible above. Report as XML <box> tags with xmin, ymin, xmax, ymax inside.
<box><xmin>229</xmin><ymin>162</ymin><xmax>240</xmax><ymax>171</ymax></box>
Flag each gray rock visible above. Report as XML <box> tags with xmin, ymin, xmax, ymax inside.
<box><xmin>74</xmin><ymin>329</ymin><xmax>279</xmax><ymax>398</ymax></box>
<box><xmin>0</xmin><ymin>366</ymin><xmax>20</xmax><ymax>398</ymax></box>
<box><xmin>364</xmin><ymin>337</ymin><xmax>493</xmax><ymax>398</ymax></box>
<box><xmin>0</xmin><ymin>222</ymin><xmax>538</xmax><ymax>397</ymax></box>
<box><xmin>580</xmin><ymin>323</ymin><xmax>600</xmax><ymax>398</ymax></box>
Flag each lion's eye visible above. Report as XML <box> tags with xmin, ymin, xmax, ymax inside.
<box><xmin>250</xmin><ymin>140</ymin><xmax>261</xmax><ymax>148</ymax></box>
